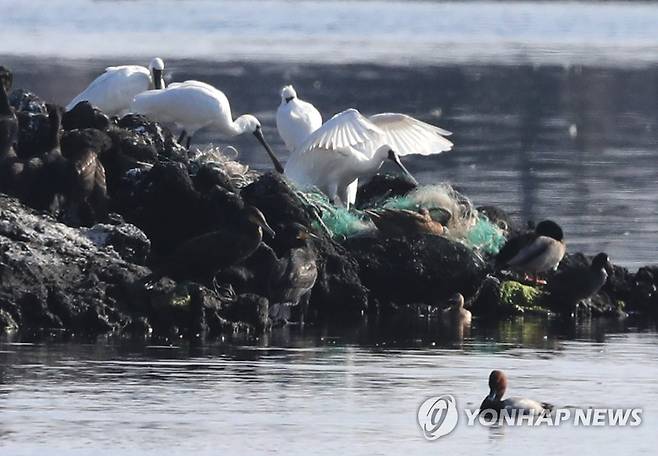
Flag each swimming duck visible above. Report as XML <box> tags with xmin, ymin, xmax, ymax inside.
<box><xmin>496</xmin><ymin>220</ymin><xmax>566</xmax><ymax>278</ymax></box>
<box><xmin>267</xmin><ymin>223</ymin><xmax>319</xmax><ymax>326</ymax></box>
<box><xmin>441</xmin><ymin>292</ymin><xmax>471</xmax><ymax>326</ymax></box>
<box><xmin>365</xmin><ymin>207</ymin><xmax>449</xmax><ymax>237</ymax></box>
<box><xmin>480</xmin><ymin>370</ymin><xmax>553</xmax><ymax>415</ymax></box>
<box><xmin>546</xmin><ymin>252</ymin><xmax>613</xmax><ymax>312</ymax></box>
<box><xmin>153</xmin><ymin>206</ymin><xmax>276</xmax><ymax>282</ymax></box>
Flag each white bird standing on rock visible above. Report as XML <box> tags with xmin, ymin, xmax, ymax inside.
<box><xmin>130</xmin><ymin>81</ymin><xmax>284</xmax><ymax>172</ymax></box>
<box><xmin>276</xmin><ymin>85</ymin><xmax>322</xmax><ymax>152</ymax></box>
<box><xmin>284</xmin><ymin>108</ymin><xmax>453</xmax><ymax>207</ymax></box>
<box><xmin>66</xmin><ymin>58</ymin><xmax>165</xmax><ymax>116</ymax></box>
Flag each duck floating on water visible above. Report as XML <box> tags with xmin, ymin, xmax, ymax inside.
<box><xmin>496</xmin><ymin>220</ymin><xmax>566</xmax><ymax>281</ymax></box>
<box><xmin>365</xmin><ymin>207</ymin><xmax>449</xmax><ymax>237</ymax></box>
<box><xmin>67</xmin><ymin>58</ymin><xmax>165</xmax><ymax>116</ymax></box>
<box><xmin>441</xmin><ymin>292</ymin><xmax>471</xmax><ymax>326</ymax></box>
<box><xmin>480</xmin><ymin>370</ymin><xmax>553</xmax><ymax>415</ymax></box>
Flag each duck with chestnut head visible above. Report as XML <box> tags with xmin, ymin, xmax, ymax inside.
<box><xmin>480</xmin><ymin>370</ymin><xmax>553</xmax><ymax>415</ymax></box>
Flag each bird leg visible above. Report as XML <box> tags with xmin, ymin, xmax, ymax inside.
<box><xmin>523</xmin><ymin>273</ymin><xmax>547</xmax><ymax>286</ymax></box>
<box><xmin>177</xmin><ymin>129</ymin><xmax>187</xmax><ymax>145</ymax></box>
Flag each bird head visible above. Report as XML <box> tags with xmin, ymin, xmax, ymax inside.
<box><xmin>148</xmin><ymin>58</ymin><xmax>165</xmax><ymax>90</ymax></box>
<box><xmin>0</xmin><ymin>65</ymin><xmax>12</xmax><ymax>93</ymax></box>
<box><xmin>447</xmin><ymin>292</ymin><xmax>465</xmax><ymax>309</ymax></box>
<box><xmin>280</xmin><ymin>85</ymin><xmax>297</xmax><ymax>103</ymax></box>
<box><xmin>592</xmin><ymin>252</ymin><xmax>613</xmax><ymax>274</ymax></box>
<box><xmin>487</xmin><ymin>370</ymin><xmax>508</xmax><ymax>401</ymax></box>
<box><xmin>149</xmin><ymin>57</ymin><xmax>165</xmax><ymax>71</ymax></box>
<box><xmin>278</xmin><ymin>222</ymin><xmax>320</xmax><ymax>248</ymax></box>
<box><xmin>535</xmin><ymin>220</ymin><xmax>564</xmax><ymax>241</ymax></box>
<box><xmin>386</xmin><ymin>148</ymin><xmax>419</xmax><ymax>186</ymax></box>
<box><xmin>245</xmin><ymin>206</ymin><xmax>276</xmax><ymax>239</ymax></box>
<box><xmin>241</xmin><ymin>115</ymin><xmax>285</xmax><ymax>174</ymax></box>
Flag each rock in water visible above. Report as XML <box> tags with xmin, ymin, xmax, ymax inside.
<box><xmin>62</xmin><ymin>101</ymin><xmax>111</xmax><ymax>131</ymax></box>
<box><xmin>82</xmin><ymin>222</ymin><xmax>151</xmax><ymax>265</ymax></box>
<box><xmin>8</xmin><ymin>89</ymin><xmax>47</xmax><ymax>115</ymax></box>
<box><xmin>0</xmin><ymin>194</ymin><xmax>148</xmax><ymax>332</ymax></box>
<box><xmin>117</xmin><ymin>114</ymin><xmax>186</xmax><ymax>162</ymax></box>
<box><xmin>344</xmin><ymin>235</ymin><xmax>489</xmax><ymax>313</ymax></box>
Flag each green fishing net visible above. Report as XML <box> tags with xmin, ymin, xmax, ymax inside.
<box><xmin>299</xmin><ymin>183</ymin><xmax>506</xmax><ymax>254</ymax></box>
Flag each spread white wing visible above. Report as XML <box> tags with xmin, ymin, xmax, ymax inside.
<box><xmin>295</xmin><ymin>108</ymin><xmax>384</xmax><ymax>156</ymax></box>
<box><xmin>368</xmin><ymin>113</ymin><xmax>453</xmax><ymax>156</ymax></box>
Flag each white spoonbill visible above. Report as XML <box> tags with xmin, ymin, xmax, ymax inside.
<box><xmin>130</xmin><ymin>81</ymin><xmax>284</xmax><ymax>172</ymax></box>
<box><xmin>66</xmin><ymin>58</ymin><xmax>165</xmax><ymax>116</ymax></box>
<box><xmin>276</xmin><ymin>85</ymin><xmax>322</xmax><ymax>152</ymax></box>
<box><xmin>284</xmin><ymin>108</ymin><xmax>453</xmax><ymax>207</ymax></box>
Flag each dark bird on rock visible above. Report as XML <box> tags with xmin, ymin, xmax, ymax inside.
<box><xmin>496</xmin><ymin>220</ymin><xmax>566</xmax><ymax>280</ymax></box>
<box><xmin>266</xmin><ymin>223</ymin><xmax>319</xmax><ymax>326</ymax></box>
<box><xmin>152</xmin><ymin>206</ymin><xmax>276</xmax><ymax>282</ymax></box>
<box><xmin>60</xmin><ymin>128</ymin><xmax>112</xmax><ymax>225</ymax></box>
<box><xmin>546</xmin><ymin>252</ymin><xmax>613</xmax><ymax>312</ymax></box>
<box><xmin>21</xmin><ymin>103</ymin><xmax>67</xmax><ymax>211</ymax></box>
<box><xmin>365</xmin><ymin>207</ymin><xmax>449</xmax><ymax>237</ymax></box>
<box><xmin>0</xmin><ymin>66</ymin><xmax>20</xmax><ymax>191</ymax></box>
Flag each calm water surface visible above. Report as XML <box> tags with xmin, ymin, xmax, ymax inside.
<box><xmin>1</xmin><ymin>319</ymin><xmax>657</xmax><ymax>455</ymax></box>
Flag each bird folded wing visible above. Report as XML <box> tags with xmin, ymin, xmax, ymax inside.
<box><xmin>507</xmin><ymin>236</ymin><xmax>552</xmax><ymax>268</ymax></box>
<box><xmin>296</xmin><ymin>108</ymin><xmax>384</xmax><ymax>155</ymax></box>
<box><xmin>369</xmin><ymin>113</ymin><xmax>453</xmax><ymax>156</ymax></box>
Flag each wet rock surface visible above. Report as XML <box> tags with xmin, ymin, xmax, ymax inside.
<box><xmin>345</xmin><ymin>234</ymin><xmax>489</xmax><ymax>314</ymax></box>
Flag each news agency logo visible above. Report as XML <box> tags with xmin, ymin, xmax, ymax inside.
<box><xmin>417</xmin><ymin>395</ymin><xmax>459</xmax><ymax>440</ymax></box>
<box><xmin>417</xmin><ymin>395</ymin><xmax>643</xmax><ymax>441</ymax></box>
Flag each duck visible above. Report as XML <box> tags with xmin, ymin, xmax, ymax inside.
<box><xmin>284</xmin><ymin>108</ymin><xmax>453</xmax><ymax>208</ymax></box>
<box><xmin>21</xmin><ymin>104</ymin><xmax>67</xmax><ymax>211</ymax></box>
<box><xmin>60</xmin><ymin>128</ymin><xmax>112</xmax><ymax>225</ymax></box>
<box><xmin>266</xmin><ymin>223</ymin><xmax>319</xmax><ymax>326</ymax></box>
<box><xmin>66</xmin><ymin>58</ymin><xmax>165</xmax><ymax>116</ymax></box>
<box><xmin>276</xmin><ymin>85</ymin><xmax>323</xmax><ymax>153</ymax></box>
<box><xmin>130</xmin><ymin>82</ymin><xmax>284</xmax><ymax>173</ymax></box>
<box><xmin>365</xmin><ymin>207</ymin><xmax>449</xmax><ymax>237</ymax></box>
<box><xmin>480</xmin><ymin>370</ymin><xmax>553</xmax><ymax>415</ymax></box>
<box><xmin>496</xmin><ymin>220</ymin><xmax>566</xmax><ymax>279</ymax></box>
<box><xmin>441</xmin><ymin>292</ymin><xmax>471</xmax><ymax>326</ymax></box>
<box><xmin>546</xmin><ymin>252</ymin><xmax>613</xmax><ymax>312</ymax></box>
<box><xmin>152</xmin><ymin>206</ymin><xmax>276</xmax><ymax>282</ymax></box>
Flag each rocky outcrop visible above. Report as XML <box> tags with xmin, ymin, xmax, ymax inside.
<box><xmin>1</xmin><ymin>71</ymin><xmax>656</xmax><ymax>338</ymax></box>
<box><xmin>345</xmin><ymin>234</ymin><xmax>489</xmax><ymax>314</ymax></box>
